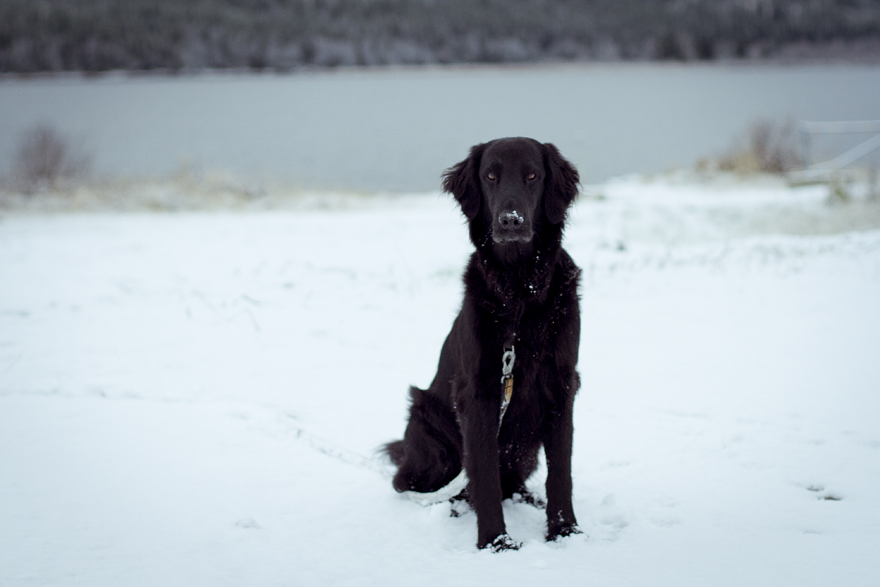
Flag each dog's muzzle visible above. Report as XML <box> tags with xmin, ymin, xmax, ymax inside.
<box><xmin>493</xmin><ymin>211</ymin><xmax>532</xmax><ymax>243</ymax></box>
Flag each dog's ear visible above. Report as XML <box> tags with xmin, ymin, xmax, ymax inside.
<box><xmin>442</xmin><ymin>143</ymin><xmax>485</xmax><ymax>220</ymax></box>
<box><xmin>542</xmin><ymin>142</ymin><xmax>580</xmax><ymax>225</ymax></box>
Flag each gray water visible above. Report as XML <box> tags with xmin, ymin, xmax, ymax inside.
<box><xmin>2</xmin><ymin>63</ymin><xmax>879</xmax><ymax>191</ymax></box>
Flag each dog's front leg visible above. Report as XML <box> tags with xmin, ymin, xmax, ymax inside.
<box><xmin>543</xmin><ymin>390</ymin><xmax>580</xmax><ymax>541</ymax></box>
<box><xmin>458</xmin><ymin>393</ymin><xmax>517</xmax><ymax>551</ymax></box>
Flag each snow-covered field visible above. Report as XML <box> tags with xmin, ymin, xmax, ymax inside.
<box><xmin>2</xmin><ymin>175</ymin><xmax>880</xmax><ymax>586</ymax></box>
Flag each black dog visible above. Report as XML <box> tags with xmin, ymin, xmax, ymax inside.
<box><xmin>385</xmin><ymin>137</ymin><xmax>582</xmax><ymax>551</ymax></box>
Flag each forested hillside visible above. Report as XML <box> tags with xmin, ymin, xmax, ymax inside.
<box><xmin>2</xmin><ymin>0</ymin><xmax>880</xmax><ymax>73</ymax></box>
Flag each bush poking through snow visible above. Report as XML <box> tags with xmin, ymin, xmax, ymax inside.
<box><xmin>11</xmin><ymin>125</ymin><xmax>91</xmax><ymax>194</ymax></box>
<box><xmin>868</xmin><ymin>167</ymin><xmax>880</xmax><ymax>201</ymax></box>
<box><xmin>828</xmin><ymin>173</ymin><xmax>853</xmax><ymax>205</ymax></box>
<box><xmin>719</xmin><ymin>119</ymin><xmax>801</xmax><ymax>175</ymax></box>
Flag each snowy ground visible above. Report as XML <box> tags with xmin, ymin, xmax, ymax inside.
<box><xmin>2</xmin><ymin>175</ymin><xmax>880</xmax><ymax>586</ymax></box>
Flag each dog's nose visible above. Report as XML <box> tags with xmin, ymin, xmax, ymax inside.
<box><xmin>499</xmin><ymin>211</ymin><xmax>524</xmax><ymax>230</ymax></box>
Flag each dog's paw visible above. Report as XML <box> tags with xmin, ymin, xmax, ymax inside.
<box><xmin>448</xmin><ymin>497</ymin><xmax>471</xmax><ymax>518</ymax></box>
<box><xmin>482</xmin><ymin>533</ymin><xmax>521</xmax><ymax>552</ymax></box>
<box><xmin>512</xmin><ymin>491</ymin><xmax>546</xmax><ymax>510</ymax></box>
<box><xmin>546</xmin><ymin>523</ymin><xmax>583</xmax><ymax>542</ymax></box>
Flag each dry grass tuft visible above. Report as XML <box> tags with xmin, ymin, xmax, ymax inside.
<box><xmin>718</xmin><ymin>119</ymin><xmax>801</xmax><ymax>175</ymax></box>
<box><xmin>10</xmin><ymin>124</ymin><xmax>92</xmax><ymax>193</ymax></box>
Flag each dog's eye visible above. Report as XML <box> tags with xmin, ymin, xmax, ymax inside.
<box><xmin>487</xmin><ymin>172</ymin><xmax>497</xmax><ymax>181</ymax></box>
<box><xmin>527</xmin><ymin>172</ymin><xmax>537</xmax><ymax>181</ymax></box>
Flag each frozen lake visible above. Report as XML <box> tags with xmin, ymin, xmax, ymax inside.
<box><xmin>2</xmin><ymin>63</ymin><xmax>880</xmax><ymax>191</ymax></box>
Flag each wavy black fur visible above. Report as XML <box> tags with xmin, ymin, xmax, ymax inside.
<box><xmin>384</xmin><ymin>137</ymin><xmax>582</xmax><ymax>550</ymax></box>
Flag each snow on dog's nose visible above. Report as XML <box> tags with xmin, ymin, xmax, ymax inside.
<box><xmin>499</xmin><ymin>211</ymin><xmax>524</xmax><ymax>230</ymax></box>
<box><xmin>494</xmin><ymin>209</ymin><xmax>531</xmax><ymax>243</ymax></box>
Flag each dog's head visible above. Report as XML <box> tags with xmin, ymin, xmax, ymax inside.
<box><xmin>442</xmin><ymin>138</ymin><xmax>579</xmax><ymax>247</ymax></box>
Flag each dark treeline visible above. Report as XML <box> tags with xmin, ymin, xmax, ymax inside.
<box><xmin>2</xmin><ymin>0</ymin><xmax>880</xmax><ymax>73</ymax></box>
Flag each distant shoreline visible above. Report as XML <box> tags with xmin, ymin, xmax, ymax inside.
<box><xmin>4</xmin><ymin>54</ymin><xmax>880</xmax><ymax>84</ymax></box>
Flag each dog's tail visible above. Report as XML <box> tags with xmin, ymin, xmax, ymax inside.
<box><xmin>383</xmin><ymin>386</ymin><xmax>463</xmax><ymax>494</ymax></box>
<box><xmin>383</xmin><ymin>439</ymin><xmax>406</xmax><ymax>466</ymax></box>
